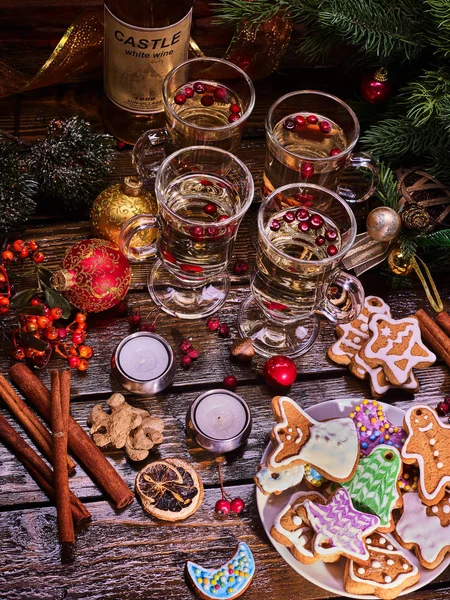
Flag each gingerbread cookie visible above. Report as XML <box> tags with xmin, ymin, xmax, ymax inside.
<box><xmin>186</xmin><ymin>542</ymin><xmax>255</xmax><ymax>599</ymax></box>
<box><xmin>341</xmin><ymin>445</ymin><xmax>402</xmax><ymax>532</ymax></box>
<box><xmin>402</xmin><ymin>404</ymin><xmax>450</xmax><ymax>505</ymax></box>
<box><xmin>270</xmin><ymin>491</ymin><xmax>327</xmax><ymax>565</ymax></box>
<box><xmin>349</xmin><ymin>399</ymin><xmax>406</xmax><ymax>457</ymax></box>
<box><xmin>328</xmin><ymin>296</ymin><xmax>391</xmax><ymax>366</ymax></box>
<box><xmin>359</xmin><ymin>314</ymin><xmax>436</xmax><ymax>386</ymax></box>
<box><xmin>254</xmin><ymin>463</ymin><xmax>304</xmax><ymax>496</ymax></box>
<box><xmin>350</xmin><ymin>352</ymin><xmax>420</xmax><ymax>398</ymax></box>
<box><xmin>344</xmin><ymin>532</ymin><xmax>420</xmax><ymax>600</ymax></box>
<box><xmin>303</xmin><ymin>488</ymin><xmax>380</xmax><ymax>562</ymax></box>
<box><xmin>268</xmin><ymin>396</ymin><xmax>359</xmax><ymax>482</ymax></box>
<box><xmin>395</xmin><ymin>491</ymin><xmax>450</xmax><ymax>569</ymax></box>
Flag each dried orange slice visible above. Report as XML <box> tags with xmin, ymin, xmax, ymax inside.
<box><xmin>136</xmin><ymin>458</ymin><xmax>204</xmax><ymax>521</ymax></box>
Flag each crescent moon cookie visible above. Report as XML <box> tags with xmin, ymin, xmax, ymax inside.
<box><xmin>359</xmin><ymin>314</ymin><xmax>436</xmax><ymax>386</ymax></box>
<box><xmin>186</xmin><ymin>542</ymin><xmax>255</xmax><ymax>599</ymax></box>
<box><xmin>270</xmin><ymin>491</ymin><xmax>328</xmax><ymax>565</ymax></box>
<box><xmin>341</xmin><ymin>445</ymin><xmax>403</xmax><ymax>532</ymax></box>
<box><xmin>402</xmin><ymin>404</ymin><xmax>450</xmax><ymax>505</ymax></box>
<box><xmin>395</xmin><ymin>491</ymin><xmax>450</xmax><ymax>569</ymax></box>
<box><xmin>254</xmin><ymin>462</ymin><xmax>304</xmax><ymax>496</ymax></box>
<box><xmin>327</xmin><ymin>296</ymin><xmax>391</xmax><ymax>366</ymax></box>
<box><xmin>344</xmin><ymin>532</ymin><xmax>420</xmax><ymax>600</ymax></box>
<box><xmin>268</xmin><ymin>396</ymin><xmax>359</xmax><ymax>483</ymax></box>
<box><xmin>303</xmin><ymin>488</ymin><xmax>380</xmax><ymax>563</ymax></box>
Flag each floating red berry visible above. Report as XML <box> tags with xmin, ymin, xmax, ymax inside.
<box><xmin>215</xmin><ymin>499</ymin><xmax>231</xmax><ymax>515</ymax></box>
<box><xmin>180</xmin><ymin>339</ymin><xmax>192</xmax><ymax>353</ymax></box>
<box><xmin>329</xmin><ymin>148</ymin><xmax>342</xmax><ymax>157</ymax></box>
<box><xmin>325</xmin><ymin>228</ymin><xmax>337</xmax><ymax>241</ymax></box>
<box><xmin>298</xmin><ymin>221</ymin><xmax>310</xmax><ymax>232</ymax></box>
<box><xmin>180</xmin><ymin>264</ymin><xmax>204</xmax><ymax>273</ymax></box>
<box><xmin>301</xmin><ymin>162</ymin><xmax>314</xmax><ymax>179</ymax></box>
<box><xmin>174</xmin><ymin>93</ymin><xmax>186</xmax><ymax>105</ymax></box>
<box><xmin>181</xmin><ymin>355</ymin><xmax>192</xmax><ymax>369</ymax></box>
<box><xmin>327</xmin><ymin>244</ymin><xmax>338</xmax><ymax>256</ymax></box>
<box><xmin>283</xmin><ymin>211</ymin><xmax>295</xmax><ymax>223</ymax></box>
<box><xmin>162</xmin><ymin>248</ymin><xmax>177</xmax><ymax>264</ymax></box>
<box><xmin>230</xmin><ymin>497</ymin><xmax>245</xmax><ymax>514</ymax></box>
<box><xmin>223</xmin><ymin>375</ymin><xmax>238</xmax><ymax>391</ymax></box>
<box><xmin>214</xmin><ymin>87</ymin><xmax>229</xmax><ymax>103</ymax></box>
<box><xmin>230</xmin><ymin>104</ymin><xmax>241</xmax><ymax>114</ymax></box>
<box><xmin>233</xmin><ymin>260</ymin><xmax>248</xmax><ymax>275</ymax></box>
<box><xmin>218</xmin><ymin>323</ymin><xmax>230</xmax><ymax>337</ymax></box>
<box><xmin>319</xmin><ymin>120</ymin><xmax>332</xmax><ymax>134</ymax></box>
<box><xmin>315</xmin><ymin>236</ymin><xmax>326</xmax><ymax>246</ymax></box>
<box><xmin>204</xmin><ymin>202</ymin><xmax>217</xmax><ymax>215</ymax></box>
<box><xmin>283</xmin><ymin>118</ymin><xmax>296</xmax><ymax>131</ymax></box>
<box><xmin>270</xmin><ymin>219</ymin><xmax>281</xmax><ymax>232</ymax></box>
<box><xmin>263</xmin><ymin>355</ymin><xmax>297</xmax><ymax>388</ymax></box>
<box><xmin>207</xmin><ymin>317</ymin><xmax>220</xmax><ymax>331</ymax></box>
<box><xmin>295</xmin><ymin>115</ymin><xmax>306</xmax><ymax>127</ymax></box>
<box><xmin>309</xmin><ymin>214</ymin><xmax>324</xmax><ymax>229</ymax></box>
<box><xmin>294</xmin><ymin>193</ymin><xmax>314</xmax><ymax>205</ymax></box>
<box><xmin>200</xmin><ymin>179</ymin><xmax>213</xmax><ymax>187</ymax></box>
<box><xmin>201</xmin><ymin>95</ymin><xmax>214</xmax><ymax>107</ymax></box>
<box><xmin>190</xmin><ymin>226</ymin><xmax>204</xmax><ymax>241</ymax></box>
<box><xmin>184</xmin><ymin>86</ymin><xmax>194</xmax><ymax>98</ymax></box>
<box><xmin>306</xmin><ymin>114</ymin><xmax>318</xmax><ymax>124</ymax></box>
<box><xmin>296</xmin><ymin>208</ymin><xmax>309</xmax><ymax>222</ymax></box>
<box><xmin>193</xmin><ymin>82</ymin><xmax>206</xmax><ymax>94</ymax></box>
<box><xmin>228</xmin><ymin>114</ymin><xmax>240</xmax><ymax>123</ymax></box>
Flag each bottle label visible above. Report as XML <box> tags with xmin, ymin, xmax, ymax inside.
<box><xmin>104</xmin><ymin>6</ymin><xmax>192</xmax><ymax>114</ymax></box>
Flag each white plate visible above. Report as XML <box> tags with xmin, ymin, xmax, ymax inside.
<box><xmin>256</xmin><ymin>398</ymin><xmax>450</xmax><ymax>599</ymax></box>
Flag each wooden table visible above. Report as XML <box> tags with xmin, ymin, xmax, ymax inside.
<box><xmin>1</xmin><ymin>45</ymin><xmax>450</xmax><ymax>600</ymax></box>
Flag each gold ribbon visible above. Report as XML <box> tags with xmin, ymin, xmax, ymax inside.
<box><xmin>341</xmin><ymin>232</ymin><xmax>392</xmax><ymax>276</ymax></box>
<box><xmin>411</xmin><ymin>256</ymin><xmax>444</xmax><ymax>313</ymax></box>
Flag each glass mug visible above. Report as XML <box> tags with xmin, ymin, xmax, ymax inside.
<box><xmin>120</xmin><ymin>146</ymin><xmax>254</xmax><ymax>320</ymax></box>
<box><xmin>263</xmin><ymin>90</ymin><xmax>379</xmax><ymax>203</ymax></box>
<box><xmin>238</xmin><ymin>183</ymin><xmax>365</xmax><ymax>357</ymax></box>
<box><xmin>133</xmin><ymin>57</ymin><xmax>255</xmax><ymax>184</ymax></box>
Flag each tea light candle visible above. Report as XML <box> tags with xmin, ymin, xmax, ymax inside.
<box><xmin>186</xmin><ymin>390</ymin><xmax>252</xmax><ymax>453</ymax></box>
<box><xmin>111</xmin><ymin>332</ymin><xmax>176</xmax><ymax>395</ymax></box>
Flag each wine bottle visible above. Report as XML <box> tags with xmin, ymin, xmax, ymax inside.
<box><xmin>103</xmin><ymin>0</ymin><xmax>193</xmax><ymax>144</ymax></box>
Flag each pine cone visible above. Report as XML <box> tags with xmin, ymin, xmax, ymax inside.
<box><xmin>401</xmin><ymin>204</ymin><xmax>431</xmax><ymax>231</ymax></box>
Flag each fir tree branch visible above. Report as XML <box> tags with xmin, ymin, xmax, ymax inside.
<box><xmin>402</xmin><ymin>70</ymin><xmax>450</xmax><ymax>127</ymax></box>
<box><xmin>425</xmin><ymin>0</ymin><xmax>450</xmax><ymax>56</ymax></box>
<box><xmin>418</xmin><ymin>229</ymin><xmax>450</xmax><ymax>248</ymax></box>
<box><xmin>212</xmin><ymin>0</ymin><xmax>285</xmax><ymax>23</ymax></box>
<box><xmin>399</xmin><ymin>231</ymin><xmax>418</xmax><ymax>260</ymax></box>
<box><xmin>374</xmin><ymin>163</ymin><xmax>401</xmax><ymax>209</ymax></box>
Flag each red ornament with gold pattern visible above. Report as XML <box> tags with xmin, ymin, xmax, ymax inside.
<box><xmin>360</xmin><ymin>67</ymin><xmax>392</xmax><ymax>104</ymax></box>
<box><xmin>51</xmin><ymin>239</ymin><xmax>131</xmax><ymax>313</ymax></box>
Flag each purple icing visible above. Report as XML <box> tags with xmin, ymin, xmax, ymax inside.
<box><xmin>304</xmin><ymin>488</ymin><xmax>379</xmax><ymax>559</ymax></box>
<box><xmin>350</xmin><ymin>401</ymin><xmax>406</xmax><ymax>456</ymax></box>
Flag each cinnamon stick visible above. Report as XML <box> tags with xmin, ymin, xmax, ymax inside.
<box><xmin>415</xmin><ymin>309</ymin><xmax>450</xmax><ymax>370</ymax></box>
<box><xmin>51</xmin><ymin>370</ymin><xmax>74</xmax><ymax>544</ymax></box>
<box><xmin>0</xmin><ymin>413</ymin><xmax>91</xmax><ymax>526</ymax></box>
<box><xmin>436</xmin><ymin>311</ymin><xmax>450</xmax><ymax>338</ymax></box>
<box><xmin>10</xmin><ymin>363</ymin><xmax>134</xmax><ymax>509</ymax></box>
<box><xmin>0</xmin><ymin>373</ymin><xmax>76</xmax><ymax>473</ymax></box>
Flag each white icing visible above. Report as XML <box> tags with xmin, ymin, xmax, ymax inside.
<box><xmin>361</xmin><ymin>324</ymin><xmax>369</xmax><ymax>332</ymax></box>
<box><xmin>443</xmin><ymin>505</ymin><xmax>450</xmax><ymax>514</ymax></box>
<box><xmin>286</xmin><ymin>435</ymin><xmax>292</xmax><ymax>441</ymax></box>
<box><xmin>379</xmin><ymin>537</ymin><xmax>386</xmax><ymax>545</ymax></box>
<box><xmin>256</xmin><ymin>463</ymin><xmax>304</xmax><ymax>494</ymax></box>
<box><xmin>403</xmin><ymin>564</ymin><xmax>409</xmax><ymax>570</ymax></box>
<box><xmin>402</xmin><ymin>405</ymin><xmax>450</xmax><ymax>502</ymax></box>
<box><xmin>432</xmin><ymin>506</ymin><xmax>439</xmax><ymax>513</ymax></box>
<box><xmin>384</xmin><ymin>576</ymin><xmax>392</xmax><ymax>583</ymax></box>
<box><xmin>387</xmin><ymin>559</ymin><xmax>394</xmax><ymax>565</ymax></box>
<box><xmin>357</xmin><ymin>567</ymin><xmax>365</xmax><ymax>574</ymax></box>
<box><xmin>419</xmin><ymin>422</ymin><xmax>433</xmax><ymax>432</ymax></box>
<box><xmin>292</xmin><ymin>515</ymin><xmax>302</xmax><ymax>526</ymax></box>
<box><xmin>287</xmin><ymin>428</ymin><xmax>293</xmax><ymax>433</ymax></box>
<box><xmin>438</xmin><ymin>462</ymin><xmax>444</xmax><ymax>469</ymax></box>
<box><xmin>354</xmin><ymin>336</ymin><xmax>361</xmax><ymax>344</ymax></box>
<box><xmin>352</xmin><ymin>351</ymin><xmax>418</xmax><ymax>396</ymax></box>
<box><xmin>372</xmin><ymin>561</ymin><xmax>381</xmax><ymax>568</ymax></box>
<box><xmin>387</xmin><ymin>545</ymin><xmax>394</xmax><ymax>551</ymax></box>
<box><xmin>269</xmin><ymin>397</ymin><xmax>359</xmax><ymax>480</ymax></box>
<box><xmin>396</xmin><ymin>492</ymin><xmax>450</xmax><ymax>566</ymax></box>
<box><xmin>434</xmin><ymin>451</ymin><xmax>440</xmax><ymax>457</ymax></box>
<box><xmin>363</xmin><ymin>315</ymin><xmax>436</xmax><ymax>385</ymax></box>
<box><xmin>295</xmin><ymin>427</ymin><xmax>302</xmax><ymax>444</ymax></box>
<box><xmin>366</xmin><ymin>538</ymin><xmax>372</xmax><ymax>544</ymax></box>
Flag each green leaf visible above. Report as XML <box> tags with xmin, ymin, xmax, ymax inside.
<box><xmin>21</xmin><ymin>304</ymin><xmax>46</xmax><ymax>316</ymax></box>
<box><xmin>44</xmin><ymin>285</ymin><xmax>72</xmax><ymax>319</ymax></box>
<box><xmin>19</xmin><ymin>332</ymin><xmax>49</xmax><ymax>352</ymax></box>
<box><xmin>418</xmin><ymin>229</ymin><xmax>450</xmax><ymax>248</ymax></box>
<box><xmin>37</xmin><ymin>266</ymin><xmax>53</xmax><ymax>286</ymax></box>
<box><xmin>10</xmin><ymin>289</ymin><xmax>36</xmax><ymax>311</ymax></box>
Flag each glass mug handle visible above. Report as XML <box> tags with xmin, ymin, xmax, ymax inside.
<box><xmin>338</xmin><ymin>152</ymin><xmax>379</xmax><ymax>204</ymax></box>
<box><xmin>319</xmin><ymin>270</ymin><xmax>365</xmax><ymax>324</ymax></box>
<box><xmin>119</xmin><ymin>214</ymin><xmax>159</xmax><ymax>263</ymax></box>
<box><xmin>132</xmin><ymin>129</ymin><xmax>169</xmax><ymax>184</ymax></box>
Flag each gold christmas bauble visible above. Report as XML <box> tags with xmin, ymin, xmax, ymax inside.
<box><xmin>90</xmin><ymin>176</ymin><xmax>157</xmax><ymax>249</ymax></box>
<box><xmin>366</xmin><ymin>207</ymin><xmax>402</xmax><ymax>242</ymax></box>
<box><xmin>387</xmin><ymin>246</ymin><xmax>414</xmax><ymax>276</ymax></box>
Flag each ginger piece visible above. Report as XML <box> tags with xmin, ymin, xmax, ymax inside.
<box><xmin>88</xmin><ymin>393</ymin><xmax>164</xmax><ymax>460</ymax></box>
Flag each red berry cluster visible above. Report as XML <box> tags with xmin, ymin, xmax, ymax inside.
<box><xmin>206</xmin><ymin>317</ymin><xmax>230</xmax><ymax>338</ymax></box>
<box><xmin>128</xmin><ymin>308</ymin><xmax>160</xmax><ymax>333</ymax></box>
<box><xmin>214</xmin><ymin>463</ymin><xmax>245</xmax><ymax>516</ymax></box>
<box><xmin>233</xmin><ymin>260</ymin><xmax>249</xmax><ymax>276</ymax></box>
<box><xmin>14</xmin><ymin>306</ymin><xmax>93</xmax><ymax>371</ymax></box>
<box><xmin>179</xmin><ymin>338</ymin><xmax>200</xmax><ymax>370</ymax></box>
<box><xmin>2</xmin><ymin>239</ymin><xmax>43</xmax><ymax>265</ymax></box>
<box><xmin>436</xmin><ymin>398</ymin><xmax>450</xmax><ymax>422</ymax></box>
<box><xmin>270</xmin><ymin>209</ymin><xmax>338</xmax><ymax>257</ymax></box>
<box><xmin>282</xmin><ymin>114</ymin><xmax>342</xmax><ymax>166</ymax></box>
<box><xmin>174</xmin><ymin>82</ymin><xmax>242</xmax><ymax>124</ymax></box>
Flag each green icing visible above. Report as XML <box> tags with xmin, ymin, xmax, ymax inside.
<box><xmin>341</xmin><ymin>445</ymin><xmax>401</xmax><ymax>528</ymax></box>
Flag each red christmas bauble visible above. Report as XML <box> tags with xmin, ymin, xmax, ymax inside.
<box><xmin>263</xmin><ymin>355</ymin><xmax>297</xmax><ymax>388</ymax></box>
<box><xmin>361</xmin><ymin>67</ymin><xmax>392</xmax><ymax>104</ymax></box>
<box><xmin>52</xmin><ymin>239</ymin><xmax>131</xmax><ymax>313</ymax></box>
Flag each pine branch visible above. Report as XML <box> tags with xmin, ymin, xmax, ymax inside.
<box><xmin>212</xmin><ymin>0</ymin><xmax>285</xmax><ymax>23</ymax></box>
<box><xmin>374</xmin><ymin>163</ymin><xmax>401</xmax><ymax>209</ymax></box>
<box><xmin>418</xmin><ymin>229</ymin><xmax>450</xmax><ymax>248</ymax></box>
<box><xmin>402</xmin><ymin>70</ymin><xmax>450</xmax><ymax>127</ymax></box>
<box><xmin>399</xmin><ymin>231</ymin><xmax>418</xmax><ymax>260</ymax></box>
<box><xmin>426</xmin><ymin>0</ymin><xmax>450</xmax><ymax>57</ymax></box>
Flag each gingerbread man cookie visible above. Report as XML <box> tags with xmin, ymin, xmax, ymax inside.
<box><xmin>402</xmin><ymin>404</ymin><xmax>450</xmax><ymax>505</ymax></box>
<box><xmin>359</xmin><ymin>314</ymin><xmax>436</xmax><ymax>386</ymax></box>
<box><xmin>303</xmin><ymin>488</ymin><xmax>380</xmax><ymax>562</ymax></box>
<box><xmin>268</xmin><ymin>396</ymin><xmax>359</xmax><ymax>482</ymax></box>
<box><xmin>395</xmin><ymin>491</ymin><xmax>450</xmax><ymax>569</ymax></box>
<box><xmin>341</xmin><ymin>445</ymin><xmax>403</xmax><ymax>532</ymax></box>
<box><xmin>254</xmin><ymin>463</ymin><xmax>304</xmax><ymax>496</ymax></box>
<box><xmin>344</xmin><ymin>532</ymin><xmax>420</xmax><ymax>600</ymax></box>
<box><xmin>328</xmin><ymin>296</ymin><xmax>391</xmax><ymax>366</ymax></box>
<box><xmin>270</xmin><ymin>491</ymin><xmax>327</xmax><ymax>565</ymax></box>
